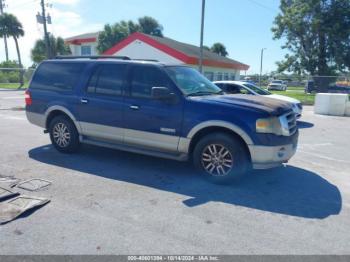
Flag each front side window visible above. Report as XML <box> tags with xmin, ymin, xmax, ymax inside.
<box><xmin>87</xmin><ymin>64</ymin><xmax>126</xmax><ymax>96</ymax></box>
<box><xmin>243</xmin><ymin>83</ymin><xmax>271</xmax><ymax>95</ymax></box>
<box><xmin>130</xmin><ymin>66</ymin><xmax>168</xmax><ymax>98</ymax></box>
<box><xmin>166</xmin><ymin>66</ymin><xmax>222</xmax><ymax>96</ymax></box>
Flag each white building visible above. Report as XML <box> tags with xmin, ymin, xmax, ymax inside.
<box><xmin>65</xmin><ymin>32</ymin><xmax>99</xmax><ymax>56</ymax></box>
<box><xmin>65</xmin><ymin>32</ymin><xmax>249</xmax><ymax>80</ymax></box>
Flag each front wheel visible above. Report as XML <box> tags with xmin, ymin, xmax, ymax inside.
<box><xmin>193</xmin><ymin>133</ymin><xmax>250</xmax><ymax>184</ymax></box>
<box><xmin>49</xmin><ymin>115</ymin><xmax>80</xmax><ymax>153</ymax></box>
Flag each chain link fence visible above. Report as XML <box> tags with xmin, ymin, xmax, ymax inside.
<box><xmin>0</xmin><ymin>68</ymin><xmax>35</xmax><ymax>89</ymax></box>
<box><xmin>244</xmin><ymin>74</ymin><xmax>350</xmax><ymax>105</ymax></box>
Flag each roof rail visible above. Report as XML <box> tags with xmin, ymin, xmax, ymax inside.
<box><xmin>132</xmin><ymin>59</ymin><xmax>159</xmax><ymax>62</ymax></box>
<box><xmin>54</xmin><ymin>55</ymin><xmax>131</xmax><ymax>60</ymax></box>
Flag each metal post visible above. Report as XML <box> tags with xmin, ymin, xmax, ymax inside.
<box><xmin>259</xmin><ymin>48</ymin><xmax>266</xmax><ymax>87</ymax></box>
<box><xmin>41</xmin><ymin>0</ymin><xmax>51</xmax><ymax>59</ymax></box>
<box><xmin>0</xmin><ymin>0</ymin><xmax>9</xmax><ymax>61</ymax></box>
<box><xmin>199</xmin><ymin>0</ymin><xmax>205</xmax><ymax>73</ymax></box>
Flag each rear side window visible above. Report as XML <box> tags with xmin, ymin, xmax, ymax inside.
<box><xmin>87</xmin><ymin>64</ymin><xmax>126</xmax><ymax>96</ymax></box>
<box><xmin>31</xmin><ymin>62</ymin><xmax>84</xmax><ymax>91</ymax></box>
<box><xmin>130</xmin><ymin>66</ymin><xmax>168</xmax><ymax>98</ymax></box>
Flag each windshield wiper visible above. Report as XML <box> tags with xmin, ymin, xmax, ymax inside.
<box><xmin>187</xmin><ymin>90</ymin><xmax>223</xmax><ymax>97</ymax></box>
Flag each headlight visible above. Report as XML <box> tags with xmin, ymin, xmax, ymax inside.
<box><xmin>256</xmin><ymin>117</ymin><xmax>283</xmax><ymax>135</ymax></box>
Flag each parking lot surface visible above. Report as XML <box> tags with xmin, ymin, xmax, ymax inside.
<box><xmin>0</xmin><ymin>89</ymin><xmax>349</xmax><ymax>254</ymax></box>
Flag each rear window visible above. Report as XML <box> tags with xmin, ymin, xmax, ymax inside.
<box><xmin>30</xmin><ymin>62</ymin><xmax>85</xmax><ymax>91</ymax></box>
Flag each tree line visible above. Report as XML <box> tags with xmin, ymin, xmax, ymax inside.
<box><xmin>0</xmin><ymin>14</ymin><xmax>229</xmax><ymax>74</ymax></box>
<box><xmin>1</xmin><ymin>0</ymin><xmax>349</xmax><ymax>78</ymax></box>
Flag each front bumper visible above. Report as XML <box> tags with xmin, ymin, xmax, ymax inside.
<box><xmin>248</xmin><ymin>135</ymin><xmax>298</xmax><ymax>169</ymax></box>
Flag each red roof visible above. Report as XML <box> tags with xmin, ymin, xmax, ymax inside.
<box><xmin>103</xmin><ymin>32</ymin><xmax>249</xmax><ymax>71</ymax></box>
<box><xmin>65</xmin><ymin>32</ymin><xmax>99</xmax><ymax>45</ymax></box>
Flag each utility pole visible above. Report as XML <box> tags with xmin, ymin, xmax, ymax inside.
<box><xmin>259</xmin><ymin>48</ymin><xmax>266</xmax><ymax>87</ymax></box>
<box><xmin>0</xmin><ymin>0</ymin><xmax>9</xmax><ymax>61</ymax></box>
<box><xmin>40</xmin><ymin>0</ymin><xmax>51</xmax><ymax>59</ymax></box>
<box><xmin>199</xmin><ymin>0</ymin><xmax>205</xmax><ymax>73</ymax></box>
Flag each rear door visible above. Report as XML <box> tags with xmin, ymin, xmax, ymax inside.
<box><xmin>76</xmin><ymin>63</ymin><xmax>126</xmax><ymax>143</ymax></box>
<box><xmin>123</xmin><ymin>65</ymin><xmax>183</xmax><ymax>153</ymax></box>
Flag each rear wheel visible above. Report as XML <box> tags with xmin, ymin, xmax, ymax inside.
<box><xmin>193</xmin><ymin>133</ymin><xmax>249</xmax><ymax>184</ymax></box>
<box><xmin>49</xmin><ymin>115</ymin><xmax>80</xmax><ymax>153</ymax></box>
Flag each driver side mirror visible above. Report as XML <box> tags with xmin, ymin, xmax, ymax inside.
<box><xmin>151</xmin><ymin>87</ymin><xmax>178</xmax><ymax>103</ymax></box>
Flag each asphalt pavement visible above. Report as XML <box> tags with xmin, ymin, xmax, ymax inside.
<box><xmin>0</xmin><ymin>89</ymin><xmax>349</xmax><ymax>254</ymax></box>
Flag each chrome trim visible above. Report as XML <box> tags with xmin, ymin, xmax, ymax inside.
<box><xmin>201</xmin><ymin>143</ymin><xmax>233</xmax><ymax>176</ymax></box>
<box><xmin>160</xmin><ymin>127</ymin><xmax>176</xmax><ymax>134</ymax></box>
<box><xmin>279</xmin><ymin>111</ymin><xmax>297</xmax><ymax>136</ymax></box>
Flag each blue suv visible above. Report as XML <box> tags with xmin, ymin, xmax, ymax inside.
<box><xmin>25</xmin><ymin>56</ymin><xmax>298</xmax><ymax>183</ymax></box>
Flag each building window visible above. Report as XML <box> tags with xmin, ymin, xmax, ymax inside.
<box><xmin>204</xmin><ymin>72</ymin><xmax>214</xmax><ymax>81</ymax></box>
<box><xmin>216</xmin><ymin>72</ymin><xmax>223</xmax><ymax>81</ymax></box>
<box><xmin>230</xmin><ymin>73</ymin><xmax>236</xmax><ymax>80</ymax></box>
<box><xmin>224</xmin><ymin>73</ymin><xmax>229</xmax><ymax>80</ymax></box>
<box><xmin>81</xmin><ymin>45</ymin><xmax>92</xmax><ymax>56</ymax></box>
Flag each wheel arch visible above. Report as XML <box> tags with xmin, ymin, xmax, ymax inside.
<box><xmin>187</xmin><ymin>121</ymin><xmax>253</xmax><ymax>161</ymax></box>
<box><xmin>45</xmin><ymin>106</ymin><xmax>82</xmax><ymax>133</ymax></box>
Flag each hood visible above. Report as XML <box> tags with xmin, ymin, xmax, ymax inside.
<box><xmin>267</xmin><ymin>94</ymin><xmax>300</xmax><ymax>104</ymax></box>
<box><xmin>191</xmin><ymin>94</ymin><xmax>293</xmax><ymax>116</ymax></box>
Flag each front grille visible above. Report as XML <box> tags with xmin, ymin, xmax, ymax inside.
<box><xmin>279</xmin><ymin>110</ymin><xmax>297</xmax><ymax>136</ymax></box>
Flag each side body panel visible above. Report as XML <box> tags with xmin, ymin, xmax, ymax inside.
<box><xmin>122</xmin><ymin>65</ymin><xmax>185</xmax><ymax>152</ymax></box>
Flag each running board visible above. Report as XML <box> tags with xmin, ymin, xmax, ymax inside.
<box><xmin>81</xmin><ymin>137</ymin><xmax>188</xmax><ymax>162</ymax></box>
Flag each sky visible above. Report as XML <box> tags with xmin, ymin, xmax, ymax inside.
<box><xmin>4</xmin><ymin>0</ymin><xmax>286</xmax><ymax>74</ymax></box>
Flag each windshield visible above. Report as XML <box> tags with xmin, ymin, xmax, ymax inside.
<box><xmin>165</xmin><ymin>66</ymin><xmax>222</xmax><ymax>96</ymax></box>
<box><xmin>271</xmin><ymin>80</ymin><xmax>283</xmax><ymax>84</ymax></box>
<box><xmin>243</xmin><ymin>83</ymin><xmax>271</xmax><ymax>95</ymax></box>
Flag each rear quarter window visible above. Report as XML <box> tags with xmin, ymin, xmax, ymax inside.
<box><xmin>30</xmin><ymin>62</ymin><xmax>85</xmax><ymax>92</ymax></box>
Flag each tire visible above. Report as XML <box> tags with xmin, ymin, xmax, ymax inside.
<box><xmin>193</xmin><ymin>133</ymin><xmax>250</xmax><ymax>184</ymax></box>
<box><xmin>49</xmin><ymin>115</ymin><xmax>80</xmax><ymax>153</ymax></box>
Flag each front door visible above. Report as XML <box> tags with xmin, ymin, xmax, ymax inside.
<box><xmin>123</xmin><ymin>65</ymin><xmax>183</xmax><ymax>153</ymax></box>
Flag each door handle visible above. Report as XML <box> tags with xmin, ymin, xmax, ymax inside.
<box><xmin>129</xmin><ymin>105</ymin><xmax>139</xmax><ymax>110</ymax></box>
<box><xmin>81</xmin><ymin>98</ymin><xmax>89</xmax><ymax>104</ymax></box>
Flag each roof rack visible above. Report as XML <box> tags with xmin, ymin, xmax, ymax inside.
<box><xmin>132</xmin><ymin>59</ymin><xmax>159</xmax><ymax>62</ymax></box>
<box><xmin>55</xmin><ymin>55</ymin><xmax>131</xmax><ymax>60</ymax></box>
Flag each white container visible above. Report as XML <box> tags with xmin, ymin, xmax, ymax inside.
<box><xmin>314</xmin><ymin>93</ymin><xmax>348</xmax><ymax>116</ymax></box>
<box><xmin>345</xmin><ymin>101</ymin><xmax>350</xmax><ymax>117</ymax></box>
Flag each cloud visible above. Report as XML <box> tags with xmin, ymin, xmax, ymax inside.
<box><xmin>1</xmin><ymin>0</ymin><xmax>102</xmax><ymax>66</ymax></box>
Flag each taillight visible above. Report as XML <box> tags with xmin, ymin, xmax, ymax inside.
<box><xmin>25</xmin><ymin>89</ymin><xmax>32</xmax><ymax>106</ymax></box>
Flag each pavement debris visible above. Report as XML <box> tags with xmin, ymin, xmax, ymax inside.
<box><xmin>17</xmin><ymin>179</ymin><xmax>52</xmax><ymax>192</ymax></box>
<box><xmin>0</xmin><ymin>196</ymin><xmax>50</xmax><ymax>225</ymax></box>
<box><xmin>0</xmin><ymin>175</ymin><xmax>20</xmax><ymax>187</ymax></box>
<box><xmin>0</xmin><ymin>187</ymin><xmax>19</xmax><ymax>201</ymax></box>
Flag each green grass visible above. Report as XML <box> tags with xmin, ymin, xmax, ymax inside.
<box><xmin>260</xmin><ymin>85</ymin><xmax>315</xmax><ymax>105</ymax></box>
<box><xmin>0</xmin><ymin>83</ymin><xmax>28</xmax><ymax>89</ymax></box>
<box><xmin>271</xmin><ymin>90</ymin><xmax>315</xmax><ymax>105</ymax></box>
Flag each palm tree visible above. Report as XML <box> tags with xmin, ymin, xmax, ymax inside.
<box><xmin>211</xmin><ymin>43</ymin><xmax>228</xmax><ymax>57</ymax></box>
<box><xmin>0</xmin><ymin>13</ymin><xmax>25</xmax><ymax>87</ymax></box>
